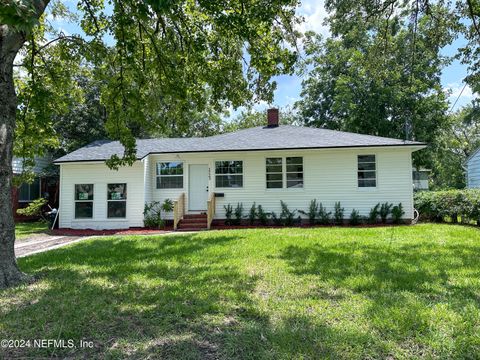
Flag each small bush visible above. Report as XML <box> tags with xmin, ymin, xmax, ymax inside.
<box><xmin>380</xmin><ymin>202</ymin><xmax>393</xmax><ymax>224</ymax></box>
<box><xmin>391</xmin><ymin>203</ymin><xmax>405</xmax><ymax>224</ymax></box>
<box><xmin>257</xmin><ymin>205</ymin><xmax>269</xmax><ymax>225</ymax></box>
<box><xmin>317</xmin><ymin>203</ymin><xmax>331</xmax><ymax>225</ymax></box>
<box><xmin>224</xmin><ymin>204</ymin><xmax>234</xmax><ymax>225</ymax></box>
<box><xmin>270</xmin><ymin>211</ymin><xmax>282</xmax><ymax>226</ymax></box>
<box><xmin>248</xmin><ymin>203</ymin><xmax>257</xmax><ymax>225</ymax></box>
<box><xmin>16</xmin><ymin>198</ymin><xmax>48</xmax><ymax>220</ymax></box>
<box><xmin>368</xmin><ymin>203</ymin><xmax>380</xmax><ymax>224</ymax></box>
<box><xmin>349</xmin><ymin>209</ymin><xmax>361</xmax><ymax>226</ymax></box>
<box><xmin>334</xmin><ymin>202</ymin><xmax>344</xmax><ymax>225</ymax></box>
<box><xmin>143</xmin><ymin>200</ymin><xmax>170</xmax><ymax>228</ymax></box>
<box><xmin>299</xmin><ymin>199</ymin><xmax>319</xmax><ymax>225</ymax></box>
<box><xmin>233</xmin><ymin>203</ymin><xmax>244</xmax><ymax>225</ymax></box>
<box><xmin>280</xmin><ymin>200</ymin><xmax>297</xmax><ymax>226</ymax></box>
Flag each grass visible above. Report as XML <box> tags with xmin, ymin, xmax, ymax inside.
<box><xmin>1</xmin><ymin>224</ymin><xmax>480</xmax><ymax>359</ymax></box>
<box><xmin>15</xmin><ymin>221</ymin><xmax>49</xmax><ymax>240</ymax></box>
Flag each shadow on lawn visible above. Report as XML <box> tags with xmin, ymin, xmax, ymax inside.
<box><xmin>1</xmin><ymin>234</ymin><xmax>369</xmax><ymax>359</ymax></box>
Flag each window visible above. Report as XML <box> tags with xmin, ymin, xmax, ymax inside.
<box><xmin>266</xmin><ymin>158</ymin><xmax>283</xmax><ymax>188</ymax></box>
<box><xmin>286</xmin><ymin>157</ymin><xmax>304</xmax><ymax>188</ymax></box>
<box><xmin>18</xmin><ymin>177</ymin><xmax>40</xmax><ymax>202</ymax></box>
<box><xmin>215</xmin><ymin>161</ymin><xmax>243</xmax><ymax>188</ymax></box>
<box><xmin>107</xmin><ymin>183</ymin><xmax>127</xmax><ymax>218</ymax></box>
<box><xmin>358</xmin><ymin>155</ymin><xmax>377</xmax><ymax>188</ymax></box>
<box><xmin>75</xmin><ymin>184</ymin><xmax>94</xmax><ymax>218</ymax></box>
<box><xmin>156</xmin><ymin>162</ymin><xmax>183</xmax><ymax>189</ymax></box>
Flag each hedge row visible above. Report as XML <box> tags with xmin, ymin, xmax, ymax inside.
<box><xmin>414</xmin><ymin>189</ymin><xmax>480</xmax><ymax>225</ymax></box>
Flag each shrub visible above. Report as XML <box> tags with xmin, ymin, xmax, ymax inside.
<box><xmin>16</xmin><ymin>198</ymin><xmax>48</xmax><ymax>220</ymax></box>
<box><xmin>257</xmin><ymin>205</ymin><xmax>269</xmax><ymax>225</ymax></box>
<box><xmin>224</xmin><ymin>204</ymin><xmax>234</xmax><ymax>225</ymax></box>
<box><xmin>299</xmin><ymin>199</ymin><xmax>319</xmax><ymax>225</ymax></box>
<box><xmin>270</xmin><ymin>211</ymin><xmax>282</xmax><ymax>226</ymax></box>
<box><xmin>280</xmin><ymin>200</ymin><xmax>297</xmax><ymax>226</ymax></box>
<box><xmin>368</xmin><ymin>203</ymin><xmax>380</xmax><ymax>224</ymax></box>
<box><xmin>380</xmin><ymin>202</ymin><xmax>393</xmax><ymax>224</ymax></box>
<box><xmin>233</xmin><ymin>203</ymin><xmax>244</xmax><ymax>225</ymax></box>
<box><xmin>317</xmin><ymin>203</ymin><xmax>331</xmax><ymax>225</ymax></box>
<box><xmin>349</xmin><ymin>209</ymin><xmax>361</xmax><ymax>226</ymax></box>
<box><xmin>391</xmin><ymin>203</ymin><xmax>405</xmax><ymax>224</ymax></box>
<box><xmin>334</xmin><ymin>202</ymin><xmax>344</xmax><ymax>225</ymax></box>
<box><xmin>143</xmin><ymin>201</ymin><xmax>167</xmax><ymax>228</ymax></box>
<box><xmin>248</xmin><ymin>203</ymin><xmax>257</xmax><ymax>225</ymax></box>
<box><xmin>162</xmin><ymin>199</ymin><xmax>174</xmax><ymax>213</ymax></box>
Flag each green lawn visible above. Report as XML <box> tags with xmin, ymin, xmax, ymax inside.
<box><xmin>1</xmin><ymin>224</ymin><xmax>480</xmax><ymax>359</ymax></box>
<box><xmin>15</xmin><ymin>221</ymin><xmax>49</xmax><ymax>240</ymax></box>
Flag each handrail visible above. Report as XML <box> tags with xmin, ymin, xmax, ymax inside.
<box><xmin>207</xmin><ymin>192</ymin><xmax>216</xmax><ymax>230</ymax></box>
<box><xmin>173</xmin><ymin>193</ymin><xmax>185</xmax><ymax>230</ymax></box>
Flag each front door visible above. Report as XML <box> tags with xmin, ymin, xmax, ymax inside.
<box><xmin>189</xmin><ymin>164</ymin><xmax>209</xmax><ymax>211</ymax></box>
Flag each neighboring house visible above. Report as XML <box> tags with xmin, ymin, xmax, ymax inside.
<box><xmin>54</xmin><ymin>109</ymin><xmax>426</xmax><ymax>230</ymax></box>
<box><xmin>466</xmin><ymin>148</ymin><xmax>480</xmax><ymax>188</ymax></box>
<box><xmin>12</xmin><ymin>156</ymin><xmax>58</xmax><ymax>220</ymax></box>
<box><xmin>412</xmin><ymin>168</ymin><xmax>430</xmax><ymax>190</ymax></box>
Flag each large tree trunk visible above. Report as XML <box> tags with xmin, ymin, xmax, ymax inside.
<box><xmin>0</xmin><ymin>25</ymin><xmax>31</xmax><ymax>289</ymax></box>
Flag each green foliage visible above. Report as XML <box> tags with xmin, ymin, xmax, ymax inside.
<box><xmin>280</xmin><ymin>200</ymin><xmax>297</xmax><ymax>226</ymax></box>
<box><xmin>379</xmin><ymin>203</ymin><xmax>393</xmax><ymax>224</ymax></box>
<box><xmin>222</xmin><ymin>106</ymin><xmax>298</xmax><ymax>132</ymax></box>
<box><xmin>224</xmin><ymin>204</ymin><xmax>234</xmax><ymax>226</ymax></box>
<box><xmin>257</xmin><ymin>205</ymin><xmax>269</xmax><ymax>226</ymax></box>
<box><xmin>248</xmin><ymin>203</ymin><xmax>257</xmax><ymax>225</ymax></box>
<box><xmin>414</xmin><ymin>190</ymin><xmax>480</xmax><ymax>225</ymax></box>
<box><xmin>233</xmin><ymin>203</ymin><xmax>244</xmax><ymax>226</ymax></box>
<box><xmin>270</xmin><ymin>211</ymin><xmax>282</xmax><ymax>226</ymax></box>
<box><xmin>391</xmin><ymin>203</ymin><xmax>405</xmax><ymax>224</ymax></box>
<box><xmin>349</xmin><ymin>209</ymin><xmax>361</xmax><ymax>226</ymax></box>
<box><xmin>299</xmin><ymin>199</ymin><xmax>319</xmax><ymax>225</ymax></box>
<box><xmin>143</xmin><ymin>199</ymin><xmax>172</xmax><ymax>228</ymax></box>
<box><xmin>317</xmin><ymin>203</ymin><xmax>331</xmax><ymax>225</ymax></box>
<box><xmin>368</xmin><ymin>203</ymin><xmax>380</xmax><ymax>224</ymax></box>
<box><xmin>334</xmin><ymin>202</ymin><xmax>344</xmax><ymax>225</ymax></box>
<box><xmin>161</xmin><ymin>199</ymin><xmax>174</xmax><ymax>213</ymax></box>
<box><xmin>16</xmin><ymin>198</ymin><xmax>47</xmax><ymax>219</ymax></box>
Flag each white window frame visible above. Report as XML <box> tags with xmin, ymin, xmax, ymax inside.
<box><xmin>156</xmin><ymin>161</ymin><xmax>184</xmax><ymax>189</ymax></box>
<box><xmin>74</xmin><ymin>184</ymin><xmax>94</xmax><ymax>219</ymax></box>
<box><xmin>18</xmin><ymin>177</ymin><xmax>41</xmax><ymax>203</ymax></box>
<box><xmin>357</xmin><ymin>154</ymin><xmax>377</xmax><ymax>189</ymax></box>
<box><xmin>266</xmin><ymin>157</ymin><xmax>283</xmax><ymax>189</ymax></box>
<box><xmin>107</xmin><ymin>183</ymin><xmax>127</xmax><ymax>219</ymax></box>
<box><xmin>214</xmin><ymin>160</ymin><xmax>244</xmax><ymax>189</ymax></box>
<box><xmin>265</xmin><ymin>156</ymin><xmax>304</xmax><ymax>189</ymax></box>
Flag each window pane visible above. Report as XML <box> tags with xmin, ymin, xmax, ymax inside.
<box><xmin>215</xmin><ymin>175</ymin><xmax>243</xmax><ymax>188</ymax></box>
<box><xmin>287</xmin><ymin>180</ymin><xmax>304</xmax><ymax>188</ymax></box>
<box><xmin>267</xmin><ymin>173</ymin><xmax>283</xmax><ymax>181</ymax></box>
<box><xmin>266</xmin><ymin>165</ymin><xmax>282</xmax><ymax>173</ymax></box>
<box><xmin>30</xmin><ymin>178</ymin><xmax>40</xmax><ymax>199</ymax></box>
<box><xmin>108</xmin><ymin>201</ymin><xmax>126</xmax><ymax>218</ymax></box>
<box><xmin>18</xmin><ymin>183</ymin><xmax>30</xmax><ymax>201</ymax></box>
<box><xmin>358</xmin><ymin>171</ymin><xmax>376</xmax><ymax>180</ymax></box>
<box><xmin>215</xmin><ymin>161</ymin><xmax>243</xmax><ymax>174</ymax></box>
<box><xmin>108</xmin><ymin>183</ymin><xmax>127</xmax><ymax>200</ymax></box>
<box><xmin>287</xmin><ymin>173</ymin><xmax>304</xmax><ymax>181</ymax></box>
<box><xmin>358</xmin><ymin>162</ymin><xmax>376</xmax><ymax>171</ymax></box>
<box><xmin>359</xmin><ymin>179</ymin><xmax>377</xmax><ymax>188</ymax></box>
<box><xmin>157</xmin><ymin>176</ymin><xmax>183</xmax><ymax>189</ymax></box>
<box><xmin>267</xmin><ymin>181</ymin><xmax>283</xmax><ymax>189</ymax></box>
<box><xmin>266</xmin><ymin>158</ymin><xmax>282</xmax><ymax>165</ymax></box>
<box><xmin>75</xmin><ymin>184</ymin><xmax>94</xmax><ymax>200</ymax></box>
<box><xmin>358</xmin><ymin>155</ymin><xmax>375</xmax><ymax>163</ymax></box>
<box><xmin>287</xmin><ymin>157</ymin><xmax>303</xmax><ymax>165</ymax></box>
<box><xmin>286</xmin><ymin>164</ymin><xmax>303</xmax><ymax>172</ymax></box>
<box><xmin>75</xmin><ymin>202</ymin><xmax>93</xmax><ymax>218</ymax></box>
<box><xmin>157</xmin><ymin>162</ymin><xmax>183</xmax><ymax>176</ymax></box>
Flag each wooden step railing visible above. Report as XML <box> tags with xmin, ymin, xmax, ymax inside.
<box><xmin>207</xmin><ymin>193</ymin><xmax>216</xmax><ymax>230</ymax></box>
<box><xmin>173</xmin><ymin>193</ymin><xmax>185</xmax><ymax>230</ymax></box>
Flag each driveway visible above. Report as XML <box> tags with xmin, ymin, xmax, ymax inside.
<box><xmin>15</xmin><ymin>235</ymin><xmax>89</xmax><ymax>257</ymax></box>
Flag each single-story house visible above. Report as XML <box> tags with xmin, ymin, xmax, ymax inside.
<box><xmin>466</xmin><ymin>148</ymin><xmax>480</xmax><ymax>188</ymax></box>
<box><xmin>54</xmin><ymin>109</ymin><xmax>426</xmax><ymax>230</ymax></box>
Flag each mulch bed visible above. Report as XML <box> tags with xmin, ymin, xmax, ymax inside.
<box><xmin>52</xmin><ymin>227</ymin><xmax>174</xmax><ymax>236</ymax></box>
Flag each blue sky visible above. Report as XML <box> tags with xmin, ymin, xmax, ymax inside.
<box><xmin>49</xmin><ymin>0</ymin><xmax>477</xmax><ymax>114</ymax></box>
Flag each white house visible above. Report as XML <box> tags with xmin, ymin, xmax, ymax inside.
<box><xmin>54</xmin><ymin>109</ymin><xmax>426</xmax><ymax>230</ymax></box>
<box><xmin>466</xmin><ymin>148</ymin><xmax>480</xmax><ymax>188</ymax></box>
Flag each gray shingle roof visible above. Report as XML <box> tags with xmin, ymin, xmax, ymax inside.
<box><xmin>54</xmin><ymin>125</ymin><xmax>426</xmax><ymax>163</ymax></box>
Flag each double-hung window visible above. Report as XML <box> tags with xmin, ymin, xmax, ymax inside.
<box><xmin>157</xmin><ymin>162</ymin><xmax>184</xmax><ymax>189</ymax></box>
<box><xmin>75</xmin><ymin>184</ymin><xmax>94</xmax><ymax>218</ymax></box>
<box><xmin>18</xmin><ymin>177</ymin><xmax>40</xmax><ymax>202</ymax></box>
<box><xmin>215</xmin><ymin>161</ymin><xmax>243</xmax><ymax>188</ymax></box>
<box><xmin>358</xmin><ymin>155</ymin><xmax>377</xmax><ymax>188</ymax></box>
<box><xmin>107</xmin><ymin>183</ymin><xmax>127</xmax><ymax>218</ymax></box>
<box><xmin>266</xmin><ymin>157</ymin><xmax>304</xmax><ymax>188</ymax></box>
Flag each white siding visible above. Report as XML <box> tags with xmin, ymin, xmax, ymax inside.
<box><xmin>150</xmin><ymin>147</ymin><xmax>416</xmax><ymax>221</ymax></box>
<box><xmin>467</xmin><ymin>150</ymin><xmax>480</xmax><ymax>188</ymax></box>
<box><xmin>59</xmin><ymin>161</ymin><xmax>145</xmax><ymax>229</ymax></box>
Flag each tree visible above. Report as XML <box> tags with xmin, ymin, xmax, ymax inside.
<box><xmin>0</xmin><ymin>0</ymin><xmax>301</xmax><ymax>288</ymax></box>
<box><xmin>223</xmin><ymin>106</ymin><xmax>299</xmax><ymax>132</ymax></box>
<box><xmin>295</xmin><ymin>2</ymin><xmax>455</xmax><ymax>167</ymax></box>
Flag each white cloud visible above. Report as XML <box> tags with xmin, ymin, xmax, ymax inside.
<box><xmin>296</xmin><ymin>0</ymin><xmax>330</xmax><ymax>37</ymax></box>
<box><xmin>446</xmin><ymin>82</ymin><xmax>477</xmax><ymax>103</ymax></box>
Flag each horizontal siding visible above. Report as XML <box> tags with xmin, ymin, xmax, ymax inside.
<box><xmin>59</xmin><ymin>161</ymin><xmax>145</xmax><ymax>229</ymax></box>
<box><xmin>467</xmin><ymin>153</ymin><xmax>480</xmax><ymax>188</ymax></box>
<box><xmin>150</xmin><ymin>147</ymin><xmax>415</xmax><ymax>221</ymax></box>
<box><xmin>12</xmin><ymin>156</ymin><xmax>51</xmax><ymax>175</ymax></box>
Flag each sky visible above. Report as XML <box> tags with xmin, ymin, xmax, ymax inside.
<box><xmin>48</xmin><ymin>0</ymin><xmax>477</xmax><ymax>114</ymax></box>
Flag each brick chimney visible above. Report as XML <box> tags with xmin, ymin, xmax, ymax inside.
<box><xmin>267</xmin><ymin>108</ymin><xmax>279</xmax><ymax>128</ymax></box>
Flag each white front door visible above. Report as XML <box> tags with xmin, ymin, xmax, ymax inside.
<box><xmin>189</xmin><ymin>164</ymin><xmax>209</xmax><ymax>211</ymax></box>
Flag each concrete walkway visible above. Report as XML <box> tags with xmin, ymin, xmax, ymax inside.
<box><xmin>15</xmin><ymin>235</ymin><xmax>90</xmax><ymax>258</ymax></box>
